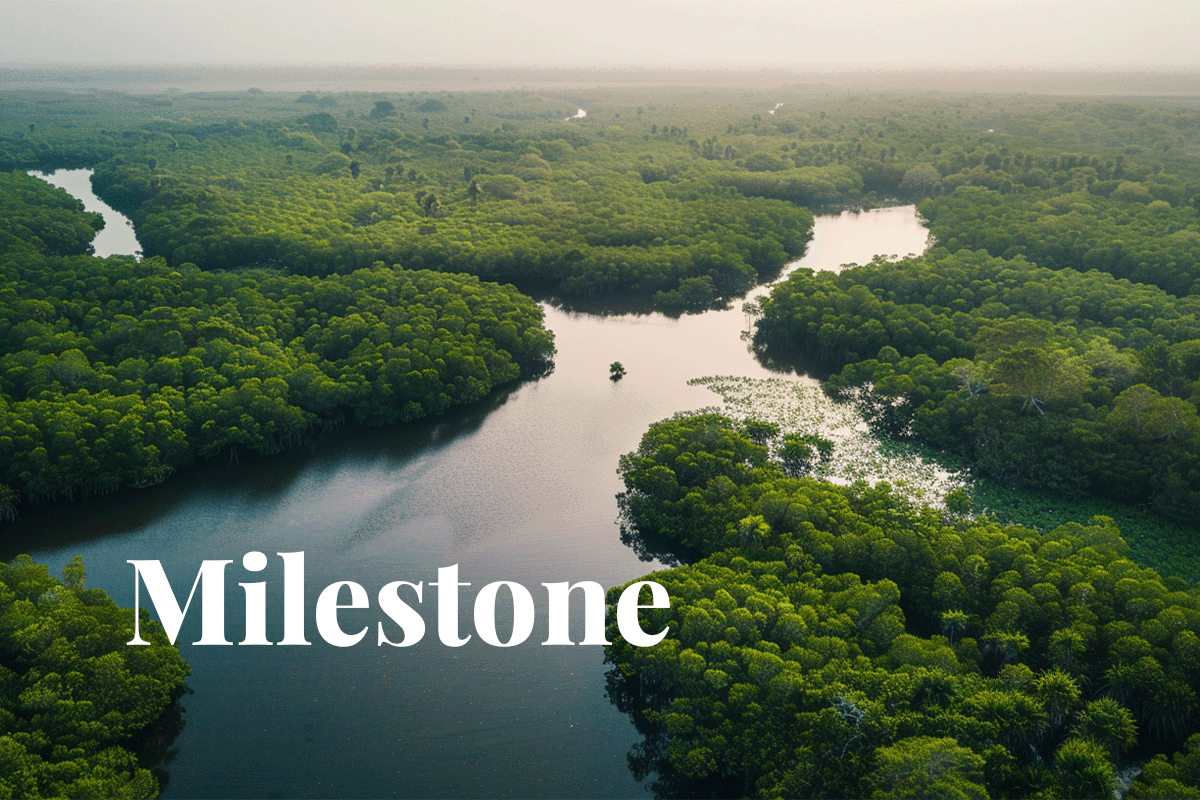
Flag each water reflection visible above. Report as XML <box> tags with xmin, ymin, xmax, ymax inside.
<box><xmin>25</xmin><ymin>168</ymin><xmax>143</xmax><ymax>258</ymax></box>
<box><xmin>5</xmin><ymin>205</ymin><xmax>929</xmax><ymax>798</ymax></box>
<box><xmin>3</xmin><ymin>384</ymin><xmax>524</xmax><ymax>559</ymax></box>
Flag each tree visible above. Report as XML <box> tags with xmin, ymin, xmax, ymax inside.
<box><xmin>610</xmin><ymin>361</ymin><xmax>626</xmax><ymax>381</ymax></box>
<box><xmin>313</xmin><ymin>151</ymin><xmax>352</xmax><ymax>174</ymax></box>
<box><xmin>868</xmin><ymin>737</ymin><xmax>987</xmax><ymax>799</ymax></box>
<box><xmin>950</xmin><ymin>359</ymin><xmax>989</xmax><ymax>397</ymax></box>
<box><xmin>1054</xmin><ymin>738</ymin><xmax>1115</xmax><ymax>799</ymax></box>
<box><xmin>988</xmin><ymin>347</ymin><xmax>1088</xmax><ymax>414</ymax></box>
<box><xmin>0</xmin><ymin>555</ymin><xmax>190</xmax><ymax>799</ymax></box>
<box><xmin>940</xmin><ymin>609</ymin><xmax>969</xmax><ymax>645</ymax></box>
<box><xmin>421</xmin><ymin>193</ymin><xmax>441</xmax><ymax>217</ymax></box>
<box><xmin>779</xmin><ymin>433</ymin><xmax>834</xmax><ymax>477</ymax></box>
<box><xmin>898</xmin><ymin>163</ymin><xmax>942</xmax><ymax>199</ymax></box>
<box><xmin>743</xmin><ymin>419</ymin><xmax>779</xmax><ymax>446</ymax></box>
<box><xmin>1076</xmin><ymin>699</ymin><xmax>1137</xmax><ymax>761</ymax></box>
<box><xmin>513</xmin><ymin>154</ymin><xmax>552</xmax><ymax>181</ymax></box>
<box><xmin>370</xmin><ymin>100</ymin><xmax>396</xmax><ymax>119</ymax></box>
<box><xmin>1035</xmin><ymin>669</ymin><xmax>1082</xmax><ymax>731</ymax></box>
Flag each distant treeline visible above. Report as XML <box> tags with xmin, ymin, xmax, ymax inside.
<box><xmin>82</xmin><ymin>117</ymin><xmax>813</xmax><ymax>312</ymax></box>
<box><xmin>6</xmin><ymin>84</ymin><xmax>1200</xmax><ymax>519</ymax></box>
<box><xmin>6</xmin><ymin>86</ymin><xmax>1197</xmax><ymax>315</ymax></box>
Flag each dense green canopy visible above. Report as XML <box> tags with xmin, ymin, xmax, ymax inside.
<box><xmin>922</xmin><ymin>184</ymin><xmax>1200</xmax><ymax>298</ymax></box>
<box><xmin>0</xmin><ymin>169</ymin><xmax>554</xmax><ymax>516</ymax></box>
<box><xmin>0</xmin><ymin>555</ymin><xmax>189</xmax><ymax>799</ymax></box>
<box><xmin>80</xmin><ymin>103</ymin><xmax>815</xmax><ymax>311</ymax></box>
<box><xmin>607</xmin><ymin>413</ymin><xmax>1200</xmax><ymax>798</ymax></box>
<box><xmin>9</xmin><ymin>84</ymin><xmax>1197</xmax><ymax>317</ymax></box>
<box><xmin>756</xmin><ymin>247</ymin><xmax>1200</xmax><ymax>519</ymax></box>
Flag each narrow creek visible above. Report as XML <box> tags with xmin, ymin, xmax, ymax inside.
<box><xmin>27</xmin><ymin>168</ymin><xmax>142</xmax><ymax>258</ymax></box>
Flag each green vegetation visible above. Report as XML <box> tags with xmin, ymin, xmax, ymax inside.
<box><xmin>0</xmin><ymin>171</ymin><xmax>104</xmax><ymax>257</ymax></box>
<box><xmin>0</xmin><ymin>555</ymin><xmax>189</xmax><ymax>799</ymax></box>
<box><xmin>5</xmin><ymin>85</ymin><xmax>1195</xmax><ymax>315</ymax></box>
<box><xmin>607</xmin><ymin>412</ymin><xmax>1200</xmax><ymax>798</ymax></box>
<box><xmin>75</xmin><ymin>92</ymin><xmax>813</xmax><ymax>310</ymax></box>
<box><xmin>949</xmin><ymin>473</ymin><xmax>1200</xmax><ymax>583</ymax></box>
<box><xmin>922</xmin><ymin>186</ymin><xmax>1200</xmax><ymax>297</ymax></box>
<box><xmin>8</xmin><ymin>80</ymin><xmax>1200</xmax><ymax>796</ymax></box>
<box><xmin>0</xmin><ymin>169</ymin><xmax>553</xmax><ymax>516</ymax></box>
<box><xmin>688</xmin><ymin>376</ymin><xmax>966</xmax><ymax>506</ymax></box>
<box><xmin>756</xmin><ymin>246</ymin><xmax>1200</xmax><ymax>520</ymax></box>
<box><xmin>684</xmin><ymin>373</ymin><xmax>1200</xmax><ymax>581</ymax></box>
<box><xmin>732</xmin><ymin>89</ymin><xmax>1200</xmax><ymax>542</ymax></box>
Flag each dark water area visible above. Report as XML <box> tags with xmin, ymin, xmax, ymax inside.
<box><xmin>3</xmin><ymin>191</ymin><xmax>928</xmax><ymax>796</ymax></box>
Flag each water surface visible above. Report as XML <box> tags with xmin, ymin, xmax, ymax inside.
<box><xmin>28</xmin><ymin>168</ymin><xmax>142</xmax><ymax>258</ymax></box>
<box><xmin>4</xmin><ymin>196</ymin><xmax>928</xmax><ymax>797</ymax></box>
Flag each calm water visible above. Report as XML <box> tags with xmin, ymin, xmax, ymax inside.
<box><xmin>27</xmin><ymin>168</ymin><xmax>143</xmax><ymax>258</ymax></box>
<box><xmin>3</xmin><ymin>185</ymin><xmax>928</xmax><ymax>797</ymax></box>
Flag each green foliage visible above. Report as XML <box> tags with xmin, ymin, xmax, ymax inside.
<box><xmin>313</xmin><ymin>151</ymin><xmax>352</xmax><ymax>174</ymax></box>
<box><xmin>922</xmin><ymin>186</ymin><xmax>1200</xmax><ymax>297</ymax></box>
<box><xmin>13</xmin><ymin>82</ymin><xmax>1200</xmax><ymax>317</ymax></box>
<box><xmin>0</xmin><ymin>172</ymin><xmax>103</xmax><ymax>257</ymax></box>
<box><xmin>778</xmin><ymin>432</ymin><xmax>834</xmax><ymax>478</ymax></box>
<box><xmin>616</xmin><ymin>413</ymin><xmax>778</xmax><ymax>562</ymax></box>
<box><xmin>72</xmin><ymin>99</ymin><xmax>814</xmax><ymax>311</ymax></box>
<box><xmin>964</xmin><ymin>479</ymin><xmax>1200</xmax><ymax>581</ymax></box>
<box><xmin>868</xmin><ymin>736</ymin><xmax>987</xmax><ymax>799</ymax></box>
<box><xmin>0</xmin><ymin>170</ymin><xmax>554</xmax><ymax>514</ymax></box>
<box><xmin>369</xmin><ymin>100</ymin><xmax>396</xmax><ymax>119</ymax></box>
<box><xmin>608</xmin><ymin>412</ymin><xmax>1200</xmax><ymax>797</ymax></box>
<box><xmin>1130</xmin><ymin>734</ymin><xmax>1200</xmax><ymax>799</ymax></box>
<box><xmin>756</xmin><ymin>246</ymin><xmax>1200</xmax><ymax>519</ymax></box>
<box><xmin>0</xmin><ymin>555</ymin><xmax>189</xmax><ymax>799</ymax></box>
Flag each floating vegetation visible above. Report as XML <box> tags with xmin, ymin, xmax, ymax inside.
<box><xmin>687</xmin><ymin>375</ymin><xmax>1200</xmax><ymax>579</ymax></box>
<box><xmin>690</xmin><ymin>375</ymin><xmax>970</xmax><ymax>506</ymax></box>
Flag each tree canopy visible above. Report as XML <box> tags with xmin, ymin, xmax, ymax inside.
<box><xmin>607</xmin><ymin>412</ymin><xmax>1200</xmax><ymax>798</ymax></box>
<box><xmin>0</xmin><ymin>169</ymin><xmax>554</xmax><ymax>517</ymax></box>
<box><xmin>0</xmin><ymin>554</ymin><xmax>189</xmax><ymax>799</ymax></box>
<box><xmin>756</xmin><ymin>247</ymin><xmax>1200</xmax><ymax>519</ymax></box>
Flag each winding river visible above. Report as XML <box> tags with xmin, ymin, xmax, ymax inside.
<box><xmin>9</xmin><ymin>174</ymin><xmax>928</xmax><ymax>798</ymax></box>
<box><xmin>27</xmin><ymin>169</ymin><xmax>142</xmax><ymax>258</ymax></box>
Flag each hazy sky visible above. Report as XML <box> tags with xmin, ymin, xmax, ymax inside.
<box><xmin>3</xmin><ymin>0</ymin><xmax>1197</xmax><ymax>70</ymax></box>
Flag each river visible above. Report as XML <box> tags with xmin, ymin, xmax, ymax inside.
<box><xmin>27</xmin><ymin>168</ymin><xmax>143</xmax><ymax>258</ymax></box>
<box><xmin>7</xmin><ymin>175</ymin><xmax>929</xmax><ymax>798</ymax></box>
